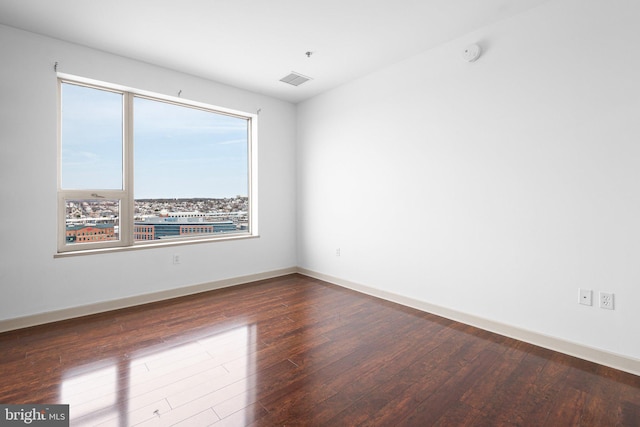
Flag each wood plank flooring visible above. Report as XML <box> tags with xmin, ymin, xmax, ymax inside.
<box><xmin>1</xmin><ymin>273</ymin><xmax>639</xmax><ymax>426</ymax></box>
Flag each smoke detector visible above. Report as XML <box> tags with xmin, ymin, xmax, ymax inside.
<box><xmin>462</xmin><ymin>44</ymin><xmax>482</xmax><ymax>62</ymax></box>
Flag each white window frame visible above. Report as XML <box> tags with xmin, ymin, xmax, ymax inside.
<box><xmin>57</xmin><ymin>75</ymin><xmax>257</xmax><ymax>254</ymax></box>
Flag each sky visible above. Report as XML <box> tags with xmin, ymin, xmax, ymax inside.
<box><xmin>61</xmin><ymin>83</ymin><xmax>249</xmax><ymax>199</ymax></box>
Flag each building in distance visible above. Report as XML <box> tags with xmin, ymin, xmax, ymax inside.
<box><xmin>134</xmin><ymin>216</ymin><xmax>240</xmax><ymax>241</ymax></box>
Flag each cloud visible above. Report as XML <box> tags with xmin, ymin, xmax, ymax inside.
<box><xmin>62</xmin><ymin>150</ymin><xmax>101</xmax><ymax>167</ymax></box>
<box><xmin>217</xmin><ymin>139</ymin><xmax>246</xmax><ymax>145</ymax></box>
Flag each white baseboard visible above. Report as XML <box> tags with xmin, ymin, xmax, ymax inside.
<box><xmin>296</xmin><ymin>267</ymin><xmax>640</xmax><ymax>377</ymax></box>
<box><xmin>0</xmin><ymin>267</ymin><xmax>297</xmax><ymax>334</ymax></box>
<box><xmin>3</xmin><ymin>265</ymin><xmax>638</xmax><ymax>377</ymax></box>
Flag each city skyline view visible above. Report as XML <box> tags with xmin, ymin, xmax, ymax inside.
<box><xmin>65</xmin><ymin>197</ymin><xmax>249</xmax><ymax>244</ymax></box>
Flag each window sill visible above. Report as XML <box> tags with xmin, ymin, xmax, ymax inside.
<box><xmin>54</xmin><ymin>233</ymin><xmax>259</xmax><ymax>258</ymax></box>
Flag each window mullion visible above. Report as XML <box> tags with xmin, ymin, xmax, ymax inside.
<box><xmin>122</xmin><ymin>92</ymin><xmax>135</xmax><ymax>246</ymax></box>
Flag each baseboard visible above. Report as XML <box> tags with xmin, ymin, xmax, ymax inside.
<box><xmin>0</xmin><ymin>267</ymin><xmax>297</xmax><ymax>334</ymax></box>
<box><xmin>4</xmin><ymin>265</ymin><xmax>638</xmax><ymax>377</ymax></box>
<box><xmin>297</xmin><ymin>267</ymin><xmax>640</xmax><ymax>377</ymax></box>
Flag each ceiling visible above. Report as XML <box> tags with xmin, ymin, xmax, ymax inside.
<box><xmin>0</xmin><ymin>0</ymin><xmax>549</xmax><ymax>103</ymax></box>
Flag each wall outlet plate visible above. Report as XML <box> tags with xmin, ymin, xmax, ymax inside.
<box><xmin>599</xmin><ymin>292</ymin><xmax>614</xmax><ymax>310</ymax></box>
<box><xmin>579</xmin><ymin>289</ymin><xmax>592</xmax><ymax>306</ymax></box>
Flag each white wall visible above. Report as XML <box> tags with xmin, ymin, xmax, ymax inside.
<box><xmin>2</xmin><ymin>0</ymin><xmax>639</xmax><ymax>366</ymax></box>
<box><xmin>0</xmin><ymin>25</ymin><xmax>297</xmax><ymax>321</ymax></box>
<box><xmin>297</xmin><ymin>0</ymin><xmax>640</xmax><ymax>361</ymax></box>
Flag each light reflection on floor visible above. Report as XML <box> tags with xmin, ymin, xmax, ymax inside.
<box><xmin>61</xmin><ymin>325</ymin><xmax>256</xmax><ymax>426</ymax></box>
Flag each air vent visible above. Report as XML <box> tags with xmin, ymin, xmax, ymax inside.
<box><xmin>279</xmin><ymin>72</ymin><xmax>312</xmax><ymax>86</ymax></box>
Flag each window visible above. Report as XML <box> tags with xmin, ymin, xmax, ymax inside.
<box><xmin>58</xmin><ymin>77</ymin><xmax>256</xmax><ymax>253</ymax></box>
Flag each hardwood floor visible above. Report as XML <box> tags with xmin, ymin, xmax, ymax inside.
<box><xmin>1</xmin><ymin>274</ymin><xmax>639</xmax><ymax>426</ymax></box>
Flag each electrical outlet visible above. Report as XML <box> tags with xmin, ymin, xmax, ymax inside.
<box><xmin>599</xmin><ymin>292</ymin><xmax>614</xmax><ymax>310</ymax></box>
<box><xmin>173</xmin><ymin>254</ymin><xmax>181</xmax><ymax>265</ymax></box>
<box><xmin>579</xmin><ymin>289</ymin><xmax>592</xmax><ymax>306</ymax></box>
<box><xmin>335</xmin><ymin>248</ymin><xmax>341</xmax><ymax>257</ymax></box>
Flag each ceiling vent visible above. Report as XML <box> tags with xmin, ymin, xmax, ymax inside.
<box><xmin>279</xmin><ymin>72</ymin><xmax>312</xmax><ymax>86</ymax></box>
